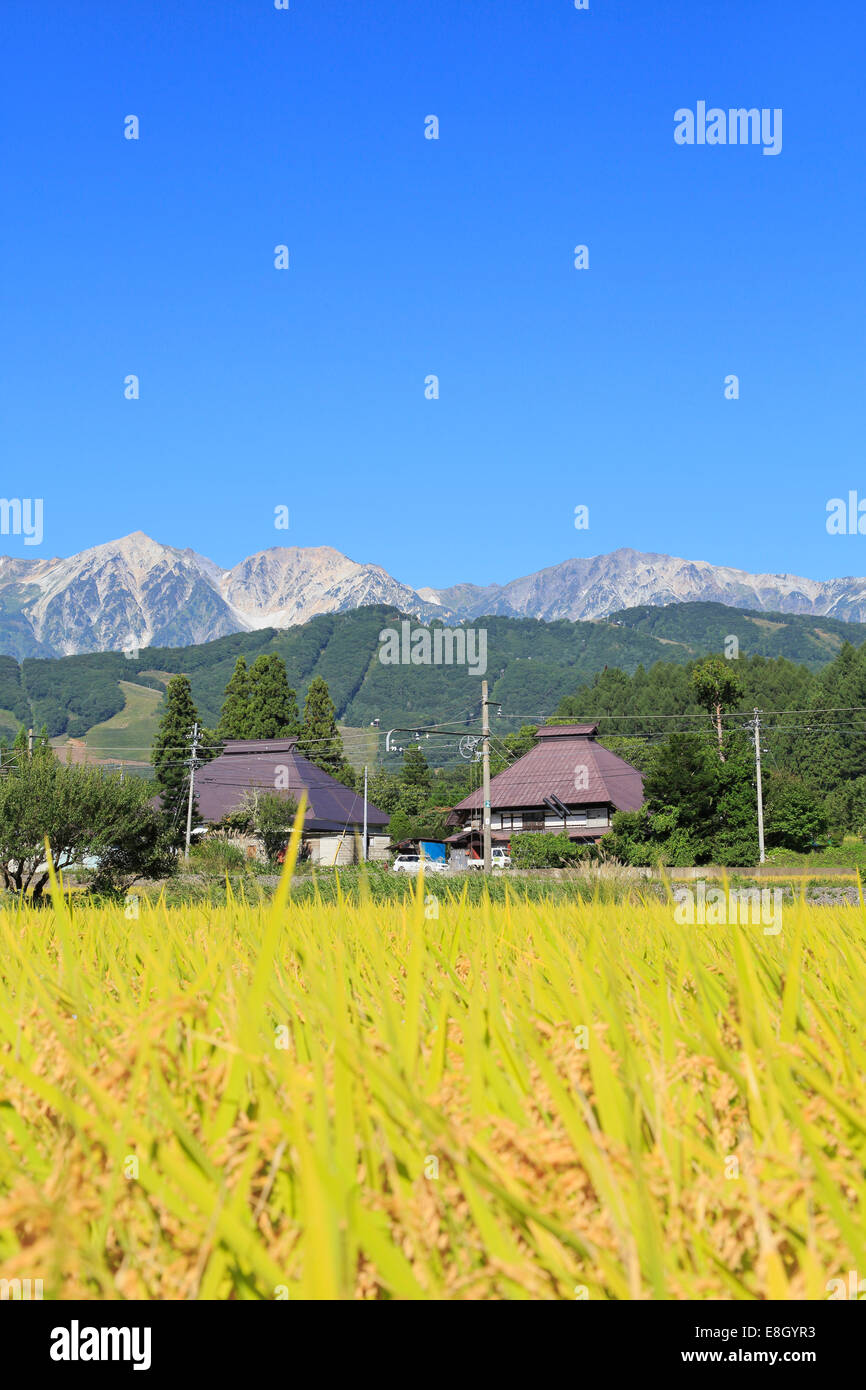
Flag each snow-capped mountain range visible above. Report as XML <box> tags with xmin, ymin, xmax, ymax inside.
<box><xmin>3</xmin><ymin>531</ymin><xmax>866</xmax><ymax>659</ymax></box>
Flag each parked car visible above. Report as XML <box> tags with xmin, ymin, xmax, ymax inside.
<box><xmin>392</xmin><ymin>853</ymin><xmax>446</xmax><ymax>874</ymax></box>
<box><xmin>468</xmin><ymin>846</ymin><xmax>511</xmax><ymax>870</ymax></box>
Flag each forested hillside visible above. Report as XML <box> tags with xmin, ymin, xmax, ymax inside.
<box><xmin>5</xmin><ymin>606</ymin><xmax>693</xmax><ymax>738</ymax></box>
<box><xmin>609</xmin><ymin>602</ymin><xmax>861</xmax><ymax>666</ymax></box>
<box><xmin>6</xmin><ymin>601</ymin><xmax>866</xmax><ymax>749</ymax></box>
<box><xmin>558</xmin><ymin>642</ymin><xmax>866</xmax><ymax>802</ymax></box>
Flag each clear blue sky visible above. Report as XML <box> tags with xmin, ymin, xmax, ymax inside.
<box><xmin>2</xmin><ymin>1</ymin><xmax>863</xmax><ymax>588</ymax></box>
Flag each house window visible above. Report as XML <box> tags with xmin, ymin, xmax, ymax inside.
<box><xmin>521</xmin><ymin>810</ymin><xmax>545</xmax><ymax>829</ymax></box>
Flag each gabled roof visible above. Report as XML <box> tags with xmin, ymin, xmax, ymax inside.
<box><xmin>452</xmin><ymin>727</ymin><xmax>643</xmax><ymax>814</ymax></box>
<box><xmin>194</xmin><ymin>738</ymin><xmax>389</xmax><ymax>829</ymax></box>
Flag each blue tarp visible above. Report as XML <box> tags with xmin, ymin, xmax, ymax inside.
<box><xmin>419</xmin><ymin>840</ymin><xmax>447</xmax><ymax>862</ymax></box>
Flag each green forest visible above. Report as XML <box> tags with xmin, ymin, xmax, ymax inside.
<box><xmin>555</xmin><ymin>640</ymin><xmax>866</xmax><ymax>858</ymax></box>
<box><xmin>7</xmin><ymin>600</ymin><xmax>866</xmax><ymax>743</ymax></box>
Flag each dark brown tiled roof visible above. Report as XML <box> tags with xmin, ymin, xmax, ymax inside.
<box><xmin>194</xmin><ymin>738</ymin><xmax>389</xmax><ymax>830</ymax></box>
<box><xmin>535</xmin><ymin>723</ymin><xmax>600</xmax><ymax>738</ymax></box>
<box><xmin>452</xmin><ymin>729</ymin><xmax>643</xmax><ymax>814</ymax></box>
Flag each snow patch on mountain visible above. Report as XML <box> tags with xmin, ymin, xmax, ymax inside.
<box><xmin>2</xmin><ymin>534</ymin><xmax>866</xmax><ymax>658</ymax></box>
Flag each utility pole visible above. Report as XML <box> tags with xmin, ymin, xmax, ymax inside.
<box><xmin>362</xmin><ymin>764</ymin><xmax>368</xmax><ymax>863</ymax></box>
<box><xmin>184</xmin><ymin>721</ymin><xmax>200</xmax><ymax>861</ymax></box>
<box><xmin>27</xmin><ymin>727</ymin><xmax>33</xmax><ymax>756</ymax></box>
<box><xmin>481</xmin><ymin>681</ymin><xmax>492</xmax><ymax>873</ymax></box>
<box><xmin>753</xmin><ymin>709</ymin><xmax>765</xmax><ymax>864</ymax></box>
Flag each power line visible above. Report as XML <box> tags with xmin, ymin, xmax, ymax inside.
<box><xmin>498</xmin><ymin>704</ymin><xmax>866</xmax><ymax>722</ymax></box>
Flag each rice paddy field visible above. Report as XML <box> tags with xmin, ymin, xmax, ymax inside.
<box><xmin>0</xmin><ymin>826</ymin><xmax>864</xmax><ymax>1300</ymax></box>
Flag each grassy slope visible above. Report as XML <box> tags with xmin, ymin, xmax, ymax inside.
<box><xmin>74</xmin><ymin>681</ymin><xmax>165</xmax><ymax>765</ymax></box>
<box><xmin>0</xmin><ymin>708</ymin><xmax>20</xmax><ymax>737</ymax></box>
<box><xmin>338</xmin><ymin>723</ymin><xmax>381</xmax><ymax>773</ymax></box>
<box><xmin>47</xmin><ymin>678</ymin><xmax>381</xmax><ymax>774</ymax></box>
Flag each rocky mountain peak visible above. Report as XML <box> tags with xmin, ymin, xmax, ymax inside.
<box><xmin>0</xmin><ymin>534</ymin><xmax>864</xmax><ymax>659</ymax></box>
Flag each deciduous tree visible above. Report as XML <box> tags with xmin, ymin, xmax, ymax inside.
<box><xmin>691</xmin><ymin>657</ymin><xmax>744</xmax><ymax>762</ymax></box>
<box><xmin>0</xmin><ymin>758</ymin><xmax>175</xmax><ymax>900</ymax></box>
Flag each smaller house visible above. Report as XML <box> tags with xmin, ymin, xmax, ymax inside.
<box><xmin>447</xmin><ymin>723</ymin><xmax>644</xmax><ymax>853</ymax></box>
<box><xmin>194</xmin><ymin>738</ymin><xmax>390</xmax><ymax>866</ymax></box>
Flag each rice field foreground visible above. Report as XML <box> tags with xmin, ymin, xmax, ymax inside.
<box><xmin>0</xmin><ymin>855</ymin><xmax>864</xmax><ymax>1299</ymax></box>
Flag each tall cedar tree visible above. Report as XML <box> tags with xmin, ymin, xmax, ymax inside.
<box><xmin>218</xmin><ymin>656</ymin><xmax>251</xmax><ymax>739</ymax></box>
<box><xmin>400</xmin><ymin>743</ymin><xmax>432</xmax><ymax>792</ymax></box>
<box><xmin>152</xmin><ymin>675</ymin><xmax>202</xmax><ymax>822</ymax></box>
<box><xmin>297</xmin><ymin>675</ymin><xmax>348</xmax><ymax>778</ymax></box>
<box><xmin>246</xmin><ymin>654</ymin><xmax>300</xmax><ymax>739</ymax></box>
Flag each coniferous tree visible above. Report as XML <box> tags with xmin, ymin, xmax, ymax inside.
<box><xmin>400</xmin><ymin>744</ymin><xmax>432</xmax><ymax>792</ymax></box>
<box><xmin>297</xmin><ymin>676</ymin><xmax>348</xmax><ymax>778</ymax></box>
<box><xmin>218</xmin><ymin>656</ymin><xmax>251</xmax><ymax>739</ymax></box>
<box><xmin>152</xmin><ymin>675</ymin><xmax>202</xmax><ymax>823</ymax></box>
<box><xmin>797</xmin><ymin>643</ymin><xmax>866</xmax><ymax>794</ymax></box>
<box><xmin>396</xmin><ymin>744</ymin><xmax>432</xmax><ymax>817</ymax></box>
<box><xmin>824</xmin><ymin>774</ymin><xmax>866</xmax><ymax>839</ymax></box>
<box><xmin>246</xmin><ymin>654</ymin><xmax>300</xmax><ymax>739</ymax></box>
<box><xmin>643</xmin><ymin>732</ymin><xmax>717</xmax><ymax>831</ymax></box>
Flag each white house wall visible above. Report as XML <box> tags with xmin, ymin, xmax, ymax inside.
<box><xmin>489</xmin><ymin>809</ymin><xmax>610</xmax><ymax>831</ymax></box>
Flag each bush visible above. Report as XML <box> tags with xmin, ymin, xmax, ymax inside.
<box><xmin>510</xmin><ymin>832</ymin><xmax>583</xmax><ymax>869</ymax></box>
<box><xmin>188</xmin><ymin>838</ymin><xmax>248</xmax><ymax>876</ymax></box>
<box><xmin>252</xmin><ymin>792</ymin><xmax>300</xmax><ymax>863</ymax></box>
<box><xmin>710</xmin><ymin>833</ymin><xmax>760</xmax><ymax>867</ymax></box>
<box><xmin>602</xmin><ymin>811</ymin><xmax>705</xmax><ymax>867</ymax></box>
<box><xmin>221</xmin><ymin>790</ymin><xmax>300</xmax><ymax>864</ymax></box>
<box><xmin>764</xmin><ymin>773</ymin><xmax>827</xmax><ymax>853</ymax></box>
